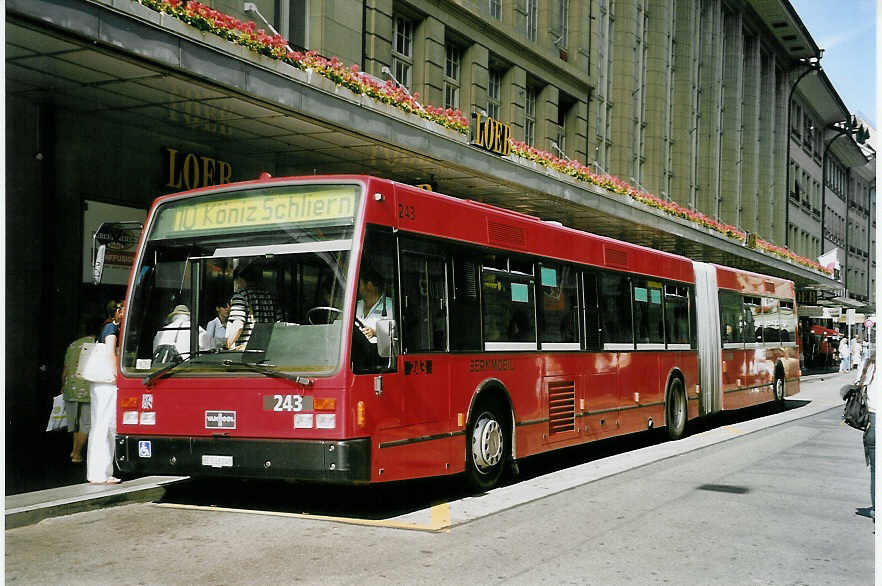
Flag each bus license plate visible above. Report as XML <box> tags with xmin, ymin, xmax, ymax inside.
<box><xmin>202</xmin><ymin>455</ymin><xmax>233</xmax><ymax>468</ymax></box>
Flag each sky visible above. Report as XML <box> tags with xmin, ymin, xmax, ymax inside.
<box><xmin>789</xmin><ymin>0</ymin><xmax>876</xmax><ymax>127</ymax></box>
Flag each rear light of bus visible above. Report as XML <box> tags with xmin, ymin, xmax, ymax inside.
<box><xmin>123</xmin><ymin>411</ymin><xmax>139</xmax><ymax>425</ymax></box>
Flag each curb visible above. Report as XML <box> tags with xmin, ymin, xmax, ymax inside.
<box><xmin>5</xmin><ymin>476</ymin><xmax>187</xmax><ymax>529</ymax></box>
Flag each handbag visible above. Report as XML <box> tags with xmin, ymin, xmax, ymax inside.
<box><xmin>842</xmin><ymin>384</ymin><xmax>870</xmax><ymax>431</ymax></box>
<box><xmin>80</xmin><ymin>342</ymin><xmax>116</xmax><ymax>383</ymax></box>
<box><xmin>45</xmin><ymin>394</ymin><xmax>67</xmax><ymax>431</ymax></box>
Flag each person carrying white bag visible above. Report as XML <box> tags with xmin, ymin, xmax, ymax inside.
<box><xmin>81</xmin><ymin>300</ymin><xmax>123</xmax><ymax>484</ymax></box>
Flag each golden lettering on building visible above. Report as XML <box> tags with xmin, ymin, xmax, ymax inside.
<box><xmin>165</xmin><ymin>147</ymin><xmax>233</xmax><ymax>190</ymax></box>
<box><xmin>472</xmin><ymin>113</ymin><xmax>512</xmax><ymax>156</ymax></box>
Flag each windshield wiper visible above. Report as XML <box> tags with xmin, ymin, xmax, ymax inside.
<box><xmin>143</xmin><ymin>351</ymin><xmax>212</xmax><ymax>387</ymax></box>
<box><xmin>224</xmin><ymin>359</ymin><xmax>310</xmax><ymax>384</ymax></box>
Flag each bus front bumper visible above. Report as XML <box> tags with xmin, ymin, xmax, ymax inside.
<box><xmin>115</xmin><ymin>435</ymin><xmax>371</xmax><ymax>483</ymax></box>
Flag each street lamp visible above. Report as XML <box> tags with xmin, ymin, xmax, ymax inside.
<box><xmin>242</xmin><ymin>3</ymin><xmax>293</xmax><ymax>52</ymax></box>
<box><xmin>819</xmin><ymin>116</ymin><xmax>869</xmax><ymax>290</ymax></box>
<box><xmin>381</xmin><ymin>65</ymin><xmax>425</xmax><ymax>114</ymax></box>
<box><xmin>784</xmin><ymin>57</ymin><xmax>822</xmax><ymax>248</ymax></box>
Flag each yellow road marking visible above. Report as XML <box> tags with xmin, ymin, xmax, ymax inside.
<box><xmin>430</xmin><ymin>501</ymin><xmax>450</xmax><ymax>527</ymax></box>
<box><xmin>155</xmin><ymin>502</ymin><xmax>452</xmax><ymax>532</ymax></box>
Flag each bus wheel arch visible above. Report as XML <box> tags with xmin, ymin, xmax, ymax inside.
<box><xmin>465</xmin><ymin>380</ymin><xmax>514</xmax><ymax>491</ymax></box>
<box><xmin>665</xmin><ymin>370</ymin><xmax>688</xmax><ymax>441</ymax></box>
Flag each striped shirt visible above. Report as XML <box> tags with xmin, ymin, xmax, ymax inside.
<box><xmin>227</xmin><ymin>287</ymin><xmax>284</xmax><ymax>346</ymax></box>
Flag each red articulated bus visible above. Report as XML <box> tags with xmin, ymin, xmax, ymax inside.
<box><xmin>114</xmin><ymin>175</ymin><xmax>800</xmax><ymax>490</ymax></box>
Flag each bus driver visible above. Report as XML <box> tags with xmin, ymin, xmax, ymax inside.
<box><xmin>355</xmin><ymin>264</ymin><xmax>393</xmax><ymax>343</ymax></box>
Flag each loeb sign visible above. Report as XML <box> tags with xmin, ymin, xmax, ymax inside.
<box><xmin>164</xmin><ymin>147</ymin><xmax>233</xmax><ymax>190</ymax></box>
<box><xmin>472</xmin><ymin>112</ymin><xmax>512</xmax><ymax>156</ymax></box>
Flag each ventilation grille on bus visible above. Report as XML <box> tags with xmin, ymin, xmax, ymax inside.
<box><xmin>604</xmin><ymin>246</ymin><xmax>629</xmax><ymax>268</ymax></box>
<box><xmin>548</xmin><ymin>380</ymin><xmax>576</xmax><ymax>434</ymax></box>
<box><xmin>487</xmin><ymin>220</ymin><xmax>526</xmax><ymax>247</ymax></box>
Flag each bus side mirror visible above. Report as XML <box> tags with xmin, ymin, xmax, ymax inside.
<box><xmin>376</xmin><ymin>319</ymin><xmax>397</xmax><ymax>359</ymax></box>
<box><xmin>92</xmin><ymin>244</ymin><xmax>107</xmax><ymax>285</ymax></box>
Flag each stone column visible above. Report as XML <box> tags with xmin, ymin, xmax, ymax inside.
<box><xmin>413</xmin><ymin>15</ymin><xmax>444</xmax><ymax>108</ymax></box>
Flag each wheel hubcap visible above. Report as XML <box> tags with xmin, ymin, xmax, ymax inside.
<box><xmin>471</xmin><ymin>413</ymin><xmax>503</xmax><ymax>473</ymax></box>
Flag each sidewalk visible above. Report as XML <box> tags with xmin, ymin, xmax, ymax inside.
<box><xmin>4</xmin><ymin>371</ymin><xmax>852</xmax><ymax>530</ymax></box>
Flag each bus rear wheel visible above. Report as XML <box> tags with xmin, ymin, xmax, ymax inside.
<box><xmin>666</xmin><ymin>377</ymin><xmax>687</xmax><ymax>441</ymax></box>
<box><xmin>774</xmin><ymin>371</ymin><xmax>785</xmax><ymax>404</ymax></box>
<box><xmin>465</xmin><ymin>400</ymin><xmax>508</xmax><ymax>491</ymax></box>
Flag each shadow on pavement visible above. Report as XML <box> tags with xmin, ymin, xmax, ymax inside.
<box><xmin>159</xmin><ymin>398</ymin><xmax>814</xmax><ymax>520</ymax></box>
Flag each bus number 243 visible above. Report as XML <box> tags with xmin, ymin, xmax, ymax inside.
<box><xmin>267</xmin><ymin>394</ymin><xmax>313</xmax><ymax>412</ymax></box>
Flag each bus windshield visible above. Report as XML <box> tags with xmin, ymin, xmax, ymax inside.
<box><xmin>121</xmin><ymin>183</ymin><xmax>362</xmax><ymax>377</ymax></box>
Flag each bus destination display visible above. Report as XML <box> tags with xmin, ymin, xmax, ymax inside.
<box><xmin>152</xmin><ymin>185</ymin><xmax>359</xmax><ymax>238</ymax></box>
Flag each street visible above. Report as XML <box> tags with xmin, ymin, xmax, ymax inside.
<box><xmin>5</xmin><ymin>373</ymin><xmax>875</xmax><ymax>585</ymax></box>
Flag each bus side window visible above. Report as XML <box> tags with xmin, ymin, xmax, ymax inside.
<box><xmin>633</xmin><ymin>278</ymin><xmax>664</xmax><ymax>345</ymax></box>
<box><xmin>779</xmin><ymin>300</ymin><xmax>796</xmax><ymax>343</ymax></box>
<box><xmin>719</xmin><ymin>290</ymin><xmax>742</xmax><ymax>346</ymax></box>
<box><xmin>665</xmin><ymin>284</ymin><xmax>691</xmax><ymax>347</ymax></box>
<box><xmin>743</xmin><ymin>296</ymin><xmax>761</xmax><ymax>343</ymax></box>
<box><xmin>762</xmin><ymin>297</ymin><xmax>781</xmax><ymax>344</ymax></box>
<box><xmin>481</xmin><ymin>259</ymin><xmax>536</xmax><ymax>346</ymax></box>
<box><xmin>582</xmin><ymin>272</ymin><xmax>599</xmax><ymax>351</ymax></box>
<box><xmin>537</xmin><ymin>263</ymin><xmax>579</xmax><ymax>346</ymax></box>
<box><xmin>352</xmin><ymin>228</ymin><xmax>398</xmax><ymax>373</ymax></box>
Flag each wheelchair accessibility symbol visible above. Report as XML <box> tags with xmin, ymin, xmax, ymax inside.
<box><xmin>138</xmin><ymin>440</ymin><xmax>152</xmax><ymax>458</ymax></box>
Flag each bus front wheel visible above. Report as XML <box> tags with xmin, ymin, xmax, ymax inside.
<box><xmin>465</xmin><ymin>400</ymin><xmax>507</xmax><ymax>491</ymax></box>
<box><xmin>666</xmin><ymin>377</ymin><xmax>687</xmax><ymax>441</ymax></box>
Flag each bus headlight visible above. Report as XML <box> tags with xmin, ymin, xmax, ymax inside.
<box><xmin>294</xmin><ymin>413</ymin><xmax>314</xmax><ymax>429</ymax></box>
<box><xmin>315</xmin><ymin>413</ymin><xmax>336</xmax><ymax>429</ymax></box>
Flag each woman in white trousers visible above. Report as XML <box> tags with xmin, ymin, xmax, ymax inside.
<box><xmin>87</xmin><ymin>301</ymin><xmax>122</xmax><ymax>484</ymax></box>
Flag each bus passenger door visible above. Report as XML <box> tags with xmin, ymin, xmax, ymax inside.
<box><xmin>395</xmin><ymin>250</ymin><xmax>452</xmax><ymax>471</ymax></box>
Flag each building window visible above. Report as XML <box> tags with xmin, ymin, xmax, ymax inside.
<box><xmin>488</xmin><ymin>69</ymin><xmax>502</xmax><ymax>120</ymax></box>
<box><xmin>444</xmin><ymin>44</ymin><xmax>461</xmax><ymax>110</ymax></box>
<box><xmin>803</xmin><ymin>112</ymin><xmax>814</xmax><ymax>151</ymax></box>
<box><xmin>557</xmin><ymin>0</ymin><xmax>569</xmax><ymax>48</ymax></box>
<box><xmin>392</xmin><ymin>15</ymin><xmax>414</xmax><ymax>90</ymax></box>
<box><xmin>524</xmin><ymin>87</ymin><xmax>537</xmax><ymax>146</ymax></box>
<box><xmin>489</xmin><ymin>0</ymin><xmax>501</xmax><ymax>20</ymax></box>
<box><xmin>557</xmin><ymin>94</ymin><xmax>575</xmax><ymax>156</ymax></box>
<box><xmin>526</xmin><ymin>0</ymin><xmax>538</xmax><ymax>41</ymax></box>
<box><xmin>288</xmin><ymin>0</ymin><xmax>308</xmax><ymax>49</ymax></box>
<box><xmin>790</xmin><ymin>101</ymin><xmax>802</xmax><ymax>138</ymax></box>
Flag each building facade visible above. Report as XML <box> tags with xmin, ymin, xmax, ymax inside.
<box><xmin>5</xmin><ymin>0</ymin><xmax>873</xmax><ymax>492</ymax></box>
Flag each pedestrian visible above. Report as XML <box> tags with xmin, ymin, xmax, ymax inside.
<box><xmin>86</xmin><ymin>300</ymin><xmax>123</xmax><ymax>484</ymax></box>
<box><xmin>852</xmin><ymin>335</ymin><xmax>863</xmax><ymax>372</ymax></box>
<box><xmin>857</xmin><ymin>348</ymin><xmax>876</xmax><ymax>520</ymax></box>
<box><xmin>60</xmin><ymin>326</ymin><xmax>96</xmax><ymax>463</ymax></box>
<box><xmin>839</xmin><ymin>336</ymin><xmax>851</xmax><ymax>372</ymax></box>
